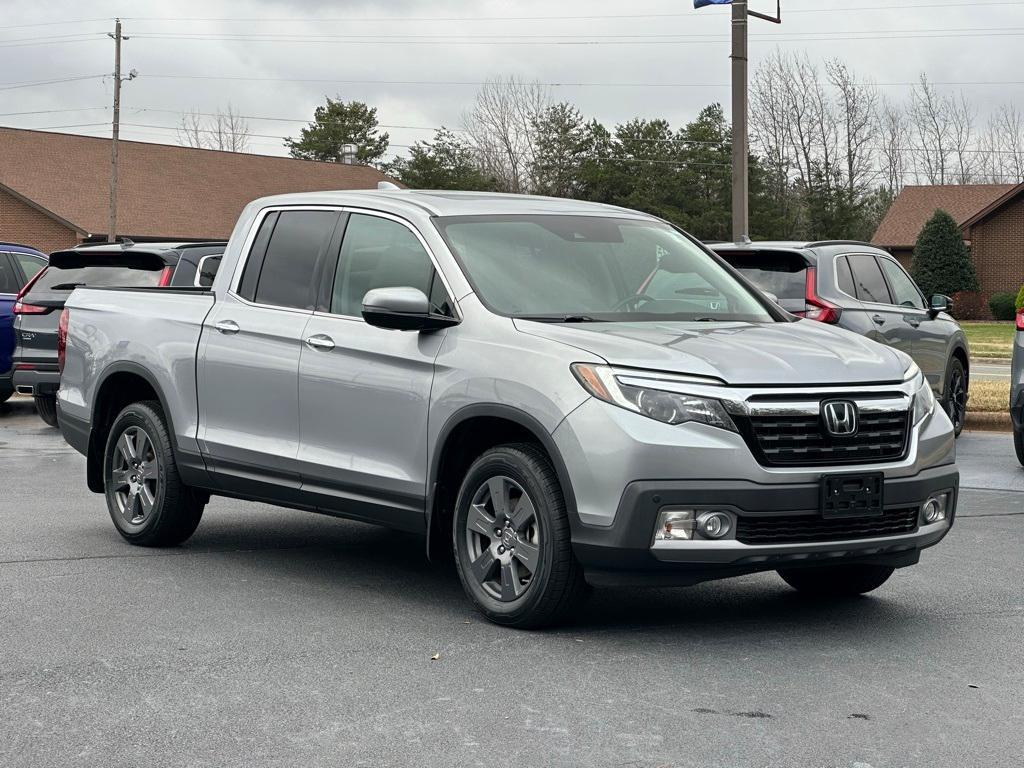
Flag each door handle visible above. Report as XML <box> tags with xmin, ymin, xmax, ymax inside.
<box><xmin>305</xmin><ymin>334</ymin><xmax>335</xmax><ymax>350</ymax></box>
<box><xmin>872</xmin><ymin>314</ymin><xmax>886</xmax><ymax>325</ymax></box>
<box><xmin>905</xmin><ymin>318</ymin><xmax>921</xmax><ymax>328</ymax></box>
<box><xmin>214</xmin><ymin>320</ymin><xmax>239</xmax><ymax>334</ymax></box>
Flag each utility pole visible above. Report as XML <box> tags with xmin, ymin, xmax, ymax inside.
<box><xmin>727</xmin><ymin>0</ymin><xmax>781</xmax><ymax>243</ymax></box>
<box><xmin>107</xmin><ymin>19</ymin><xmax>136</xmax><ymax>243</ymax></box>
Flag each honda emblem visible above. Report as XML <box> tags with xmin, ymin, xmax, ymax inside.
<box><xmin>821</xmin><ymin>400</ymin><xmax>858</xmax><ymax>437</ymax></box>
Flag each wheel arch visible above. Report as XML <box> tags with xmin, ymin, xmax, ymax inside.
<box><xmin>85</xmin><ymin>362</ymin><xmax>178</xmax><ymax>493</ymax></box>
<box><xmin>426</xmin><ymin>404</ymin><xmax>578</xmax><ymax>562</ymax></box>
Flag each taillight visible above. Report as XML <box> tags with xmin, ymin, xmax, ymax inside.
<box><xmin>1017</xmin><ymin>308</ymin><xmax>1024</xmax><ymax>331</ymax></box>
<box><xmin>57</xmin><ymin>308</ymin><xmax>69</xmax><ymax>373</ymax></box>
<box><xmin>801</xmin><ymin>267</ymin><xmax>842</xmax><ymax>324</ymax></box>
<box><xmin>13</xmin><ymin>265</ymin><xmax>49</xmax><ymax>314</ymax></box>
<box><xmin>157</xmin><ymin>266</ymin><xmax>174</xmax><ymax>287</ymax></box>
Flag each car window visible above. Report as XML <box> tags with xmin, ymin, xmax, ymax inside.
<box><xmin>0</xmin><ymin>254</ymin><xmax>19</xmax><ymax>294</ymax></box>
<box><xmin>879</xmin><ymin>258</ymin><xmax>925</xmax><ymax>310</ymax></box>
<box><xmin>196</xmin><ymin>255</ymin><xmax>222</xmax><ymax>288</ymax></box>
<box><xmin>331</xmin><ymin>214</ymin><xmax>449</xmax><ymax>317</ymax></box>
<box><xmin>846</xmin><ymin>254</ymin><xmax>893</xmax><ymax>305</ymax></box>
<box><xmin>23</xmin><ymin>262</ymin><xmax>166</xmax><ymax>301</ymax></box>
<box><xmin>251</xmin><ymin>210</ymin><xmax>339</xmax><ymax>310</ymax></box>
<box><xmin>13</xmin><ymin>253</ymin><xmax>45</xmax><ymax>285</ymax></box>
<box><xmin>835</xmin><ymin>255</ymin><xmax>856</xmax><ymax>297</ymax></box>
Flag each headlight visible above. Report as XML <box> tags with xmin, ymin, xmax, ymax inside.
<box><xmin>913</xmin><ymin>375</ymin><xmax>936</xmax><ymax>424</ymax></box>
<box><xmin>571</xmin><ymin>363</ymin><xmax>738</xmax><ymax>432</ymax></box>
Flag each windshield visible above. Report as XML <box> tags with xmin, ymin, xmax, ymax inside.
<box><xmin>434</xmin><ymin>215</ymin><xmax>774</xmax><ymax>323</ymax></box>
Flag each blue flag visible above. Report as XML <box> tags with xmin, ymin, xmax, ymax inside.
<box><xmin>694</xmin><ymin>0</ymin><xmax>732</xmax><ymax>7</ymax></box>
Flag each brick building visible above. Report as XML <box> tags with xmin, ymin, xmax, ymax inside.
<box><xmin>0</xmin><ymin>127</ymin><xmax>397</xmax><ymax>253</ymax></box>
<box><xmin>872</xmin><ymin>183</ymin><xmax>1024</xmax><ymax>318</ymax></box>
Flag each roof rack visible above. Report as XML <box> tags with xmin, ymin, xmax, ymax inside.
<box><xmin>803</xmin><ymin>240</ymin><xmax>877</xmax><ymax>249</ymax></box>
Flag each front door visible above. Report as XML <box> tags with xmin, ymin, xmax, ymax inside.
<box><xmin>878</xmin><ymin>256</ymin><xmax>946</xmax><ymax>389</ymax></box>
<box><xmin>845</xmin><ymin>254</ymin><xmax>916</xmax><ymax>360</ymax></box>
<box><xmin>296</xmin><ymin>212</ymin><xmax>457</xmax><ymax>531</ymax></box>
<box><xmin>198</xmin><ymin>208</ymin><xmax>341</xmax><ymax>494</ymax></box>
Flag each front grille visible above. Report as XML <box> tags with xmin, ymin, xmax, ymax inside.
<box><xmin>736</xmin><ymin>410</ymin><xmax>910</xmax><ymax>467</ymax></box>
<box><xmin>735</xmin><ymin>506</ymin><xmax>920</xmax><ymax>545</ymax></box>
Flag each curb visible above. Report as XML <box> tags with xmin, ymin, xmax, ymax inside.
<box><xmin>970</xmin><ymin>357</ymin><xmax>1011</xmax><ymax>365</ymax></box>
<box><xmin>964</xmin><ymin>411</ymin><xmax>1012</xmax><ymax>433</ymax></box>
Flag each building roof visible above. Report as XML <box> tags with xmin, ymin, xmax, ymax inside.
<box><xmin>0</xmin><ymin>127</ymin><xmax>397</xmax><ymax>240</ymax></box>
<box><xmin>872</xmin><ymin>183</ymin><xmax>1019</xmax><ymax>248</ymax></box>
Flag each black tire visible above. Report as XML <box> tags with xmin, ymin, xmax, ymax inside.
<box><xmin>942</xmin><ymin>357</ymin><xmax>967</xmax><ymax>438</ymax></box>
<box><xmin>0</xmin><ymin>385</ymin><xmax>11</xmax><ymax>405</ymax></box>
<box><xmin>34</xmin><ymin>394</ymin><xmax>58</xmax><ymax>427</ymax></box>
<box><xmin>777</xmin><ymin>564</ymin><xmax>895</xmax><ymax>597</ymax></box>
<box><xmin>102</xmin><ymin>400</ymin><xmax>204</xmax><ymax>547</ymax></box>
<box><xmin>452</xmin><ymin>443</ymin><xmax>586</xmax><ymax>629</ymax></box>
<box><xmin>1015</xmin><ymin>428</ymin><xmax>1024</xmax><ymax>468</ymax></box>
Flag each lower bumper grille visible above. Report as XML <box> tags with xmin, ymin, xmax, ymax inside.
<box><xmin>735</xmin><ymin>506</ymin><xmax>920</xmax><ymax>545</ymax></box>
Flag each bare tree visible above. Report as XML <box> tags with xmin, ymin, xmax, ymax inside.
<box><xmin>827</xmin><ymin>59</ymin><xmax>878</xmax><ymax>194</ymax></box>
<box><xmin>909</xmin><ymin>74</ymin><xmax>953</xmax><ymax>184</ymax></box>
<box><xmin>176</xmin><ymin>104</ymin><xmax>250</xmax><ymax>152</ymax></box>
<box><xmin>982</xmin><ymin>104</ymin><xmax>1024</xmax><ymax>183</ymax></box>
<box><xmin>877</xmin><ymin>96</ymin><xmax>909</xmax><ymax>195</ymax></box>
<box><xmin>948</xmin><ymin>93</ymin><xmax>976</xmax><ymax>183</ymax></box>
<box><xmin>463</xmin><ymin>76</ymin><xmax>548</xmax><ymax>193</ymax></box>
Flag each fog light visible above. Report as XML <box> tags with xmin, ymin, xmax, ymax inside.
<box><xmin>922</xmin><ymin>493</ymin><xmax>950</xmax><ymax>524</ymax></box>
<box><xmin>654</xmin><ymin>509</ymin><xmax>694</xmax><ymax>541</ymax></box>
<box><xmin>696</xmin><ymin>511</ymin><xmax>733</xmax><ymax>539</ymax></box>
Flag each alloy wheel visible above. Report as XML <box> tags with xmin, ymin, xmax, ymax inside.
<box><xmin>948</xmin><ymin>367</ymin><xmax>967</xmax><ymax>432</ymax></box>
<box><xmin>464</xmin><ymin>475</ymin><xmax>541</xmax><ymax>602</ymax></box>
<box><xmin>109</xmin><ymin>426</ymin><xmax>159</xmax><ymax>526</ymax></box>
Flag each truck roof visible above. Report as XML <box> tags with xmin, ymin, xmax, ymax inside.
<box><xmin>245</xmin><ymin>189</ymin><xmax>659</xmax><ymax>220</ymax></box>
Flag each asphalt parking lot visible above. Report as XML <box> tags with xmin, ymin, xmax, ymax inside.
<box><xmin>1</xmin><ymin>396</ymin><xmax>1022</xmax><ymax>768</ymax></box>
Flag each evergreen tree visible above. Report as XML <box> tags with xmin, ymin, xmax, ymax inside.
<box><xmin>285</xmin><ymin>98</ymin><xmax>389</xmax><ymax>165</ymax></box>
<box><xmin>910</xmin><ymin>209</ymin><xmax>979</xmax><ymax>298</ymax></box>
<box><xmin>385</xmin><ymin>129</ymin><xmax>492</xmax><ymax>190</ymax></box>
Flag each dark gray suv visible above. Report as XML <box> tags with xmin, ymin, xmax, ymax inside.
<box><xmin>713</xmin><ymin>241</ymin><xmax>969</xmax><ymax>436</ymax></box>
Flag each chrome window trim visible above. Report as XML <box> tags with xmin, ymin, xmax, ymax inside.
<box><xmin>193</xmin><ymin>253</ymin><xmax>222</xmax><ymax>289</ymax></box>
<box><xmin>227</xmin><ymin>204</ymin><xmax>461</xmax><ymax>322</ymax></box>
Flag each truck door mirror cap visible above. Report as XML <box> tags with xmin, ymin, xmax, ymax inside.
<box><xmin>361</xmin><ymin>286</ymin><xmax>458</xmax><ymax>332</ymax></box>
<box><xmin>929</xmin><ymin>294</ymin><xmax>951</xmax><ymax>314</ymax></box>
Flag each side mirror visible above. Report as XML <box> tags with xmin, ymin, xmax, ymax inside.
<box><xmin>929</xmin><ymin>294</ymin><xmax>951</xmax><ymax>316</ymax></box>
<box><xmin>361</xmin><ymin>287</ymin><xmax>458</xmax><ymax>331</ymax></box>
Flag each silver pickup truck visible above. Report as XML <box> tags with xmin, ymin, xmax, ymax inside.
<box><xmin>58</xmin><ymin>190</ymin><xmax>959</xmax><ymax>628</ymax></box>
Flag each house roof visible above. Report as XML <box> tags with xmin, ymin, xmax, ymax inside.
<box><xmin>0</xmin><ymin>127</ymin><xmax>396</xmax><ymax>240</ymax></box>
<box><xmin>872</xmin><ymin>183</ymin><xmax>1019</xmax><ymax>249</ymax></box>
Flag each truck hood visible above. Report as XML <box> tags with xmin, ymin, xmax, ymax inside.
<box><xmin>514</xmin><ymin>319</ymin><xmax>907</xmax><ymax>386</ymax></box>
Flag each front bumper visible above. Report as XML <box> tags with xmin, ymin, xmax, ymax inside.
<box><xmin>572</xmin><ymin>465</ymin><xmax>958</xmax><ymax>586</ymax></box>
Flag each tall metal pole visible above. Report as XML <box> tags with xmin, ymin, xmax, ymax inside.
<box><xmin>107</xmin><ymin>19</ymin><xmax>123</xmax><ymax>243</ymax></box>
<box><xmin>731</xmin><ymin>0</ymin><xmax>749</xmax><ymax>243</ymax></box>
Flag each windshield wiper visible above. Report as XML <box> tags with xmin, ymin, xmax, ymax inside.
<box><xmin>50</xmin><ymin>282</ymin><xmax>87</xmax><ymax>290</ymax></box>
<box><xmin>514</xmin><ymin>314</ymin><xmax>601</xmax><ymax>323</ymax></box>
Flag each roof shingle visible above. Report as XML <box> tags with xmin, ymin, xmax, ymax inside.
<box><xmin>0</xmin><ymin>127</ymin><xmax>396</xmax><ymax>240</ymax></box>
<box><xmin>872</xmin><ymin>183</ymin><xmax>1016</xmax><ymax>248</ymax></box>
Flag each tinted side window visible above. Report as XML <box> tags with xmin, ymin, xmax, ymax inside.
<box><xmin>835</xmin><ymin>255</ymin><xmax>856</xmax><ymax>296</ymax></box>
<box><xmin>847</xmin><ymin>254</ymin><xmax>892</xmax><ymax>305</ymax></box>
<box><xmin>252</xmin><ymin>211</ymin><xmax>339</xmax><ymax>310</ymax></box>
<box><xmin>331</xmin><ymin>214</ymin><xmax>448</xmax><ymax>316</ymax></box>
<box><xmin>0</xmin><ymin>254</ymin><xmax>19</xmax><ymax>294</ymax></box>
<box><xmin>197</xmin><ymin>255</ymin><xmax>222</xmax><ymax>288</ymax></box>
<box><xmin>879</xmin><ymin>258</ymin><xmax>925</xmax><ymax>309</ymax></box>
<box><xmin>13</xmin><ymin>253</ymin><xmax>45</xmax><ymax>284</ymax></box>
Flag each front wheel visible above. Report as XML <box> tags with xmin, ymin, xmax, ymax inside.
<box><xmin>34</xmin><ymin>394</ymin><xmax>58</xmax><ymax>427</ymax></box>
<box><xmin>452</xmin><ymin>444</ymin><xmax>586</xmax><ymax>629</ymax></box>
<box><xmin>1015</xmin><ymin>428</ymin><xmax>1024</xmax><ymax>468</ymax></box>
<box><xmin>778</xmin><ymin>564</ymin><xmax>895</xmax><ymax>597</ymax></box>
<box><xmin>103</xmin><ymin>400</ymin><xmax>205</xmax><ymax>547</ymax></box>
<box><xmin>943</xmin><ymin>358</ymin><xmax>967</xmax><ymax>438</ymax></box>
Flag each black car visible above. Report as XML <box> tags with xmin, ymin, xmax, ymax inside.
<box><xmin>712</xmin><ymin>240</ymin><xmax>970</xmax><ymax>436</ymax></box>
<box><xmin>13</xmin><ymin>241</ymin><xmax>224</xmax><ymax>426</ymax></box>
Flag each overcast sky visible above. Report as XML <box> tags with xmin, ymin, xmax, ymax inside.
<box><xmin>2</xmin><ymin>0</ymin><xmax>1022</xmax><ymax>160</ymax></box>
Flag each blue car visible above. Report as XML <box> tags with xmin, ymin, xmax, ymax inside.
<box><xmin>0</xmin><ymin>243</ymin><xmax>47</xmax><ymax>404</ymax></box>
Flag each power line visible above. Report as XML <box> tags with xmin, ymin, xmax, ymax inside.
<box><xmin>0</xmin><ymin>106</ymin><xmax>107</xmax><ymax>117</ymax></box>
<box><xmin>0</xmin><ymin>17</ymin><xmax>113</xmax><ymax>31</ymax></box>
<box><xmin>0</xmin><ymin>74</ymin><xmax>107</xmax><ymax>91</ymax></box>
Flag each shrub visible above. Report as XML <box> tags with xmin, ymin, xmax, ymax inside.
<box><xmin>988</xmin><ymin>292</ymin><xmax>1017</xmax><ymax>321</ymax></box>
<box><xmin>1016</xmin><ymin>284</ymin><xmax>1024</xmax><ymax>310</ymax></box>
<box><xmin>910</xmin><ymin>209</ymin><xmax>979</xmax><ymax>299</ymax></box>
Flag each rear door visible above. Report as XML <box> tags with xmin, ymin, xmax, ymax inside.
<box><xmin>877</xmin><ymin>255</ymin><xmax>945</xmax><ymax>386</ymax></box>
<box><xmin>197</xmin><ymin>208</ymin><xmax>341</xmax><ymax>495</ymax></box>
<box><xmin>0</xmin><ymin>253</ymin><xmax>24</xmax><ymax>375</ymax></box>
<box><xmin>295</xmin><ymin>211</ymin><xmax>455</xmax><ymax>530</ymax></box>
<box><xmin>844</xmin><ymin>253</ymin><xmax>915</xmax><ymax>360</ymax></box>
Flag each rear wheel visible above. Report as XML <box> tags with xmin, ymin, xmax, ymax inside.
<box><xmin>103</xmin><ymin>400</ymin><xmax>205</xmax><ymax>547</ymax></box>
<box><xmin>452</xmin><ymin>444</ymin><xmax>585</xmax><ymax>629</ymax></box>
<box><xmin>943</xmin><ymin>357</ymin><xmax>967</xmax><ymax>438</ymax></box>
<box><xmin>1015</xmin><ymin>428</ymin><xmax>1024</xmax><ymax>468</ymax></box>
<box><xmin>34</xmin><ymin>394</ymin><xmax>58</xmax><ymax>427</ymax></box>
<box><xmin>778</xmin><ymin>564</ymin><xmax>895</xmax><ymax>597</ymax></box>
<box><xmin>0</xmin><ymin>385</ymin><xmax>11</xmax><ymax>405</ymax></box>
